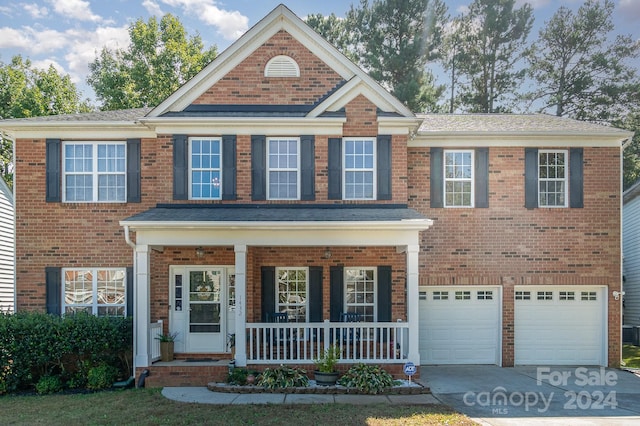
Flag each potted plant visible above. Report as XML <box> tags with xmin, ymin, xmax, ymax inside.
<box><xmin>156</xmin><ymin>331</ymin><xmax>178</xmax><ymax>362</ymax></box>
<box><xmin>313</xmin><ymin>345</ymin><xmax>341</xmax><ymax>386</ymax></box>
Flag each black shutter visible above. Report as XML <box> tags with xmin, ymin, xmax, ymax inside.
<box><xmin>300</xmin><ymin>135</ymin><xmax>315</xmax><ymax>200</ymax></box>
<box><xmin>126</xmin><ymin>266</ymin><xmax>134</xmax><ymax>317</ymax></box>
<box><xmin>222</xmin><ymin>135</ymin><xmax>237</xmax><ymax>200</ymax></box>
<box><xmin>308</xmin><ymin>266</ymin><xmax>323</xmax><ymax>322</ymax></box>
<box><xmin>377</xmin><ymin>135</ymin><xmax>392</xmax><ymax>200</ymax></box>
<box><xmin>569</xmin><ymin>148</ymin><xmax>584</xmax><ymax>208</ymax></box>
<box><xmin>377</xmin><ymin>266</ymin><xmax>392</xmax><ymax>322</ymax></box>
<box><xmin>46</xmin><ymin>139</ymin><xmax>61</xmax><ymax>202</ymax></box>
<box><xmin>524</xmin><ymin>148</ymin><xmax>538</xmax><ymax>209</ymax></box>
<box><xmin>329</xmin><ymin>266</ymin><xmax>344</xmax><ymax>322</ymax></box>
<box><xmin>173</xmin><ymin>134</ymin><xmax>188</xmax><ymax>200</ymax></box>
<box><xmin>430</xmin><ymin>147</ymin><xmax>443</xmax><ymax>208</ymax></box>
<box><xmin>126</xmin><ymin>139</ymin><xmax>141</xmax><ymax>203</ymax></box>
<box><xmin>261</xmin><ymin>266</ymin><xmax>275</xmax><ymax>322</ymax></box>
<box><xmin>251</xmin><ymin>135</ymin><xmax>266</xmax><ymax>201</ymax></box>
<box><xmin>475</xmin><ymin>147</ymin><xmax>489</xmax><ymax>208</ymax></box>
<box><xmin>327</xmin><ymin>138</ymin><xmax>342</xmax><ymax>200</ymax></box>
<box><xmin>45</xmin><ymin>267</ymin><xmax>61</xmax><ymax>315</ymax></box>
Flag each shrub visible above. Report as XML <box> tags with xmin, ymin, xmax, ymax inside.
<box><xmin>87</xmin><ymin>365</ymin><xmax>119</xmax><ymax>390</ymax></box>
<box><xmin>313</xmin><ymin>345</ymin><xmax>341</xmax><ymax>373</ymax></box>
<box><xmin>36</xmin><ymin>375</ymin><xmax>63</xmax><ymax>394</ymax></box>
<box><xmin>227</xmin><ymin>367</ymin><xmax>261</xmax><ymax>385</ymax></box>
<box><xmin>337</xmin><ymin>364</ymin><xmax>396</xmax><ymax>394</ymax></box>
<box><xmin>257</xmin><ymin>365</ymin><xmax>309</xmax><ymax>389</ymax></box>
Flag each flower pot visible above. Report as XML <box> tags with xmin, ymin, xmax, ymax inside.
<box><xmin>314</xmin><ymin>370</ymin><xmax>339</xmax><ymax>386</ymax></box>
<box><xmin>160</xmin><ymin>341</ymin><xmax>174</xmax><ymax>362</ymax></box>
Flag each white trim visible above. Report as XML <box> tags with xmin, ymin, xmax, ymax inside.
<box><xmin>443</xmin><ymin>149</ymin><xmax>475</xmax><ymax>208</ymax></box>
<box><xmin>188</xmin><ymin>137</ymin><xmax>223</xmax><ymax>201</ymax></box>
<box><xmin>342</xmin><ymin>137</ymin><xmax>377</xmax><ymax>201</ymax></box>
<box><xmin>409</xmin><ymin>135</ymin><xmax>627</xmax><ymax>148</ymax></box>
<box><xmin>62</xmin><ymin>267</ymin><xmax>127</xmax><ymax>316</ymax></box>
<box><xmin>344</xmin><ymin>267</ymin><xmax>377</xmax><ymax>322</ymax></box>
<box><xmin>275</xmin><ymin>266</ymin><xmax>309</xmax><ymax>322</ymax></box>
<box><xmin>266</xmin><ymin>137</ymin><xmax>301</xmax><ymax>200</ymax></box>
<box><xmin>120</xmin><ymin>219</ymin><xmax>432</xmax><ymax>231</ymax></box>
<box><xmin>538</xmin><ymin>149</ymin><xmax>569</xmax><ymax>208</ymax></box>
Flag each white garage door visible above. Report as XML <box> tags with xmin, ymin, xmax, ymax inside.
<box><xmin>515</xmin><ymin>286</ymin><xmax>606</xmax><ymax>365</ymax></box>
<box><xmin>419</xmin><ymin>286</ymin><xmax>501</xmax><ymax>365</ymax></box>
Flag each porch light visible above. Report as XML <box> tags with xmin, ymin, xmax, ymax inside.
<box><xmin>323</xmin><ymin>248</ymin><xmax>332</xmax><ymax>259</ymax></box>
<box><xmin>195</xmin><ymin>247</ymin><xmax>206</xmax><ymax>258</ymax></box>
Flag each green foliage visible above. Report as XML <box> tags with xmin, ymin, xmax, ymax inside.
<box><xmin>227</xmin><ymin>368</ymin><xmax>261</xmax><ymax>385</ymax></box>
<box><xmin>155</xmin><ymin>331</ymin><xmax>178</xmax><ymax>342</ymax></box>
<box><xmin>620</xmin><ymin>111</ymin><xmax>640</xmax><ymax>190</ymax></box>
<box><xmin>337</xmin><ymin>364</ymin><xmax>396</xmax><ymax>394</ymax></box>
<box><xmin>0</xmin><ymin>312</ymin><xmax>132</xmax><ymax>393</ymax></box>
<box><xmin>313</xmin><ymin>345</ymin><xmax>341</xmax><ymax>373</ymax></box>
<box><xmin>87</xmin><ymin>14</ymin><xmax>217</xmax><ymax>110</ymax></box>
<box><xmin>257</xmin><ymin>365</ymin><xmax>309</xmax><ymax>389</ymax></box>
<box><xmin>36</xmin><ymin>375</ymin><xmax>63</xmax><ymax>395</ymax></box>
<box><xmin>525</xmin><ymin>0</ymin><xmax>640</xmax><ymax>121</ymax></box>
<box><xmin>87</xmin><ymin>365</ymin><xmax>119</xmax><ymax>390</ymax></box>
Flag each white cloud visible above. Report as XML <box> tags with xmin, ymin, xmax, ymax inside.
<box><xmin>31</xmin><ymin>58</ymin><xmax>65</xmax><ymax>73</ymax></box>
<box><xmin>0</xmin><ymin>27</ymin><xmax>33</xmax><ymax>50</ymax></box>
<box><xmin>159</xmin><ymin>0</ymin><xmax>248</xmax><ymax>40</ymax></box>
<box><xmin>619</xmin><ymin>0</ymin><xmax>640</xmax><ymax>22</ymax></box>
<box><xmin>24</xmin><ymin>3</ymin><xmax>48</xmax><ymax>19</ymax></box>
<box><xmin>515</xmin><ymin>0</ymin><xmax>550</xmax><ymax>8</ymax></box>
<box><xmin>142</xmin><ymin>0</ymin><xmax>164</xmax><ymax>17</ymax></box>
<box><xmin>46</xmin><ymin>0</ymin><xmax>102</xmax><ymax>23</ymax></box>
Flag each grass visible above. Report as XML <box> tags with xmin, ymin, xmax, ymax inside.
<box><xmin>622</xmin><ymin>344</ymin><xmax>640</xmax><ymax>368</ymax></box>
<box><xmin>0</xmin><ymin>388</ymin><xmax>477</xmax><ymax>426</ymax></box>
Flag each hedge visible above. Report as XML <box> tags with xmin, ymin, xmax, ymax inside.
<box><xmin>0</xmin><ymin>312</ymin><xmax>132</xmax><ymax>394</ymax></box>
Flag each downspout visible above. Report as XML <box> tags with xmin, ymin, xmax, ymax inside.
<box><xmin>123</xmin><ymin>225</ymin><xmax>136</xmax><ymax>381</ymax></box>
<box><xmin>124</xmin><ymin>225</ymin><xmax>136</xmax><ymax>249</ymax></box>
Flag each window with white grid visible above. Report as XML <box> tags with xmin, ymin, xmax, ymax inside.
<box><xmin>444</xmin><ymin>150</ymin><xmax>474</xmax><ymax>207</ymax></box>
<box><xmin>539</xmin><ymin>150</ymin><xmax>567</xmax><ymax>207</ymax></box>
<box><xmin>268</xmin><ymin>138</ymin><xmax>299</xmax><ymax>199</ymax></box>
<box><xmin>190</xmin><ymin>138</ymin><xmax>222</xmax><ymax>199</ymax></box>
<box><xmin>343</xmin><ymin>138</ymin><xmax>375</xmax><ymax>200</ymax></box>
<box><xmin>276</xmin><ymin>268</ymin><xmax>307</xmax><ymax>322</ymax></box>
<box><xmin>63</xmin><ymin>268</ymin><xmax>126</xmax><ymax>316</ymax></box>
<box><xmin>345</xmin><ymin>268</ymin><xmax>376</xmax><ymax>322</ymax></box>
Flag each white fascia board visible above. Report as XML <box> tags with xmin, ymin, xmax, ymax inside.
<box><xmin>142</xmin><ymin>117</ymin><xmax>346</xmax><ymax>135</ymax></box>
<box><xmin>120</xmin><ymin>219</ymin><xmax>433</xmax><ymax>231</ymax></box>
<box><xmin>5</xmin><ymin>123</ymin><xmax>156</xmax><ymax>140</ymax></box>
<box><xmin>409</xmin><ymin>134</ymin><xmax>628</xmax><ymax>148</ymax></box>
<box><xmin>378</xmin><ymin>117</ymin><xmax>423</xmax><ymax>135</ymax></box>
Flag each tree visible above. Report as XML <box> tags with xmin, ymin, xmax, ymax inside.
<box><xmin>454</xmin><ymin>0</ymin><xmax>533</xmax><ymax>113</ymax></box>
<box><xmin>87</xmin><ymin>14</ymin><xmax>217</xmax><ymax>110</ymax></box>
<box><xmin>619</xmin><ymin>111</ymin><xmax>640</xmax><ymax>190</ymax></box>
<box><xmin>305</xmin><ymin>13</ymin><xmax>356</xmax><ymax>62</ymax></box>
<box><xmin>525</xmin><ymin>0</ymin><xmax>640</xmax><ymax>122</ymax></box>
<box><xmin>0</xmin><ymin>55</ymin><xmax>91</xmax><ymax>188</ymax></box>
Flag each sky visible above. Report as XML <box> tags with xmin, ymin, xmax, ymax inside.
<box><xmin>0</xmin><ymin>0</ymin><xmax>639</xmax><ymax>104</ymax></box>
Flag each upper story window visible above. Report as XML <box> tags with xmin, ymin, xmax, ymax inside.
<box><xmin>444</xmin><ymin>150</ymin><xmax>474</xmax><ymax>207</ymax></box>
<box><xmin>63</xmin><ymin>142</ymin><xmax>126</xmax><ymax>202</ymax></box>
<box><xmin>343</xmin><ymin>138</ymin><xmax>376</xmax><ymax>200</ymax></box>
<box><xmin>264</xmin><ymin>55</ymin><xmax>300</xmax><ymax>77</ymax></box>
<box><xmin>276</xmin><ymin>267</ymin><xmax>308</xmax><ymax>322</ymax></box>
<box><xmin>345</xmin><ymin>267</ymin><xmax>376</xmax><ymax>322</ymax></box>
<box><xmin>268</xmin><ymin>138</ymin><xmax>300</xmax><ymax>200</ymax></box>
<box><xmin>63</xmin><ymin>268</ymin><xmax>126</xmax><ymax>317</ymax></box>
<box><xmin>538</xmin><ymin>150</ymin><xmax>567</xmax><ymax>207</ymax></box>
<box><xmin>190</xmin><ymin>138</ymin><xmax>221</xmax><ymax>200</ymax></box>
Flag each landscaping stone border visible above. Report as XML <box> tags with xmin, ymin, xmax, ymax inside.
<box><xmin>207</xmin><ymin>382</ymin><xmax>430</xmax><ymax>395</ymax></box>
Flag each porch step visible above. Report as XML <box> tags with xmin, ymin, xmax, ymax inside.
<box><xmin>139</xmin><ymin>363</ymin><xmax>230</xmax><ymax>388</ymax></box>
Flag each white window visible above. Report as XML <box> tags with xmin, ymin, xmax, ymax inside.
<box><xmin>581</xmin><ymin>291</ymin><xmax>597</xmax><ymax>301</ymax></box>
<box><xmin>63</xmin><ymin>142</ymin><xmax>126</xmax><ymax>202</ymax></box>
<box><xmin>515</xmin><ymin>291</ymin><xmax>531</xmax><ymax>300</ymax></box>
<box><xmin>455</xmin><ymin>291</ymin><xmax>471</xmax><ymax>300</ymax></box>
<box><xmin>345</xmin><ymin>268</ymin><xmax>376</xmax><ymax>321</ymax></box>
<box><xmin>63</xmin><ymin>268</ymin><xmax>126</xmax><ymax>316</ymax></box>
<box><xmin>559</xmin><ymin>291</ymin><xmax>575</xmax><ymax>301</ymax></box>
<box><xmin>268</xmin><ymin>138</ymin><xmax>300</xmax><ymax>199</ymax></box>
<box><xmin>477</xmin><ymin>290</ymin><xmax>493</xmax><ymax>300</ymax></box>
<box><xmin>276</xmin><ymin>268</ymin><xmax>307</xmax><ymax>322</ymax></box>
<box><xmin>444</xmin><ymin>150</ymin><xmax>474</xmax><ymax>207</ymax></box>
<box><xmin>344</xmin><ymin>138</ymin><xmax>376</xmax><ymax>200</ymax></box>
<box><xmin>539</xmin><ymin>150</ymin><xmax>567</xmax><ymax>207</ymax></box>
<box><xmin>433</xmin><ymin>291</ymin><xmax>449</xmax><ymax>300</ymax></box>
<box><xmin>537</xmin><ymin>291</ymin><xmax>553</xmax><ymax>301</ymax></box>
<box><xmin>190</xmin><ymin>138</ymin><xmax>221</xmax><ymax>200</ymax></box>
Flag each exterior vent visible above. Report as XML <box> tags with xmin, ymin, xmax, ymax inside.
<box><xmin>264</xmin><ymin>55</ymin><xmax>300</xmax><ymax>77</ymax></box>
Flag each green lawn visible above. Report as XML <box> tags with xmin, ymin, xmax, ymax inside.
<box><xmin>0</xmin><ymin>388</ymin><xmax>476</xmax><ymax>426</ymax></box>
<box><xmin>623</xmin><ymin>344</ymin><xmax>640</xmax><ymax>369</ymax></box>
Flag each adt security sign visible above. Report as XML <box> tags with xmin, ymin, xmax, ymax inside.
<box><xmin>403</xmin><ymin>361</ymin><xmax>416</xmax><ymax>377</ymax></box>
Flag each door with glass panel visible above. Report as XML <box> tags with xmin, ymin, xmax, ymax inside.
<box><xmin>170</xmin><ymin>267</ymin><xmax>229</xmax><ymax>353</ymax></box>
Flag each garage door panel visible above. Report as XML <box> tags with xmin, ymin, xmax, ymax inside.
<box><xmin>420</xmin><ymin>286</ymin><xmax>501</xmax><ymax>365</ymax></box>
<box><xmin>515</xmin><ymin>286</ymin><xmax>605</xmax><ymax>366</ymax></box>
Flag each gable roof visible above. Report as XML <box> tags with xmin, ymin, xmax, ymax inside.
<box><xmin>147</xmin><ymin>4</ymin><xmax>414</xmax><ymax>120</ymax></box>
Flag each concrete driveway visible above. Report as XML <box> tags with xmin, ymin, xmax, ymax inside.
<box><xmin>421</xmin><ymin>365</ymin><xmax>640</xmax><ymax>425</ymax></box>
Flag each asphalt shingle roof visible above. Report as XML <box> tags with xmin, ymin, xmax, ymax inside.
<box><xmin>0</xmin><ymin>107</ymin><xmax>152</xmax><ymax>123</ymax></box>
<box><xmin>122</xmin><ymin>204</ymin><xmax>428</xmax><ymax>223</ymax></box>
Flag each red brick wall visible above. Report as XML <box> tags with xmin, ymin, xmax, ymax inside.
<box><xmin>408</xmin><ymin>146</ymin><xmax>622</xmax><ymax>366</ymax></box>
<box><xmin>193</xmin><ymin>30</ymin><xmax>344</xmax><ymax>106</ymax></box>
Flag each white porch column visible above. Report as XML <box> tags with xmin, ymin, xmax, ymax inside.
<box><xmin>133</xmin><ymin>244</ymin><xmax>151</xmax><ymax>369</ymax></box>
<box><xmin>234</xmin><ymin>244</ymin><xmax>247</xmax><ymax>367</ymax></box>
<box><xmin>406</xmin><ymin>244</ymin><xmax>421</xmax><ymax>365</ymax></box>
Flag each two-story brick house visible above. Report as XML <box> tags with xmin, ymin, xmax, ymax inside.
<box><xmin>1</xmin><ymin>5</ymin><xmax>631</xmax><ymax>386</ymax></box>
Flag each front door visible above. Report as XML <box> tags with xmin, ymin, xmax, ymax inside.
<box><xmin>170</xmin><ymin>266</ymin><xmax>233</xmax><ymax>353</ymax></box>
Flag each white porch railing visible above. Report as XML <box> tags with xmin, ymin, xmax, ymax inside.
<box><xmin>246</xmin><ymin>320</ymin><xmax>408</xmax><ymax>364</ymax></box>
<box><xmin>150</xmin><ymin>319</ymin><xmax>163</xmax><ymax>362</ymax></box>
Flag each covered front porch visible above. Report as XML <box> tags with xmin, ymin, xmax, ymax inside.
<box><xmin>121</xmin><ymin>205</ymin><xmax>431</xmax><ymax>385</ymax></box>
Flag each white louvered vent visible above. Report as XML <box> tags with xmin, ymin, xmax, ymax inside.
<box><xmin>264</xmin><ymin>55</ymin><xmax>300</xmax><ymax>77</ymax></box>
